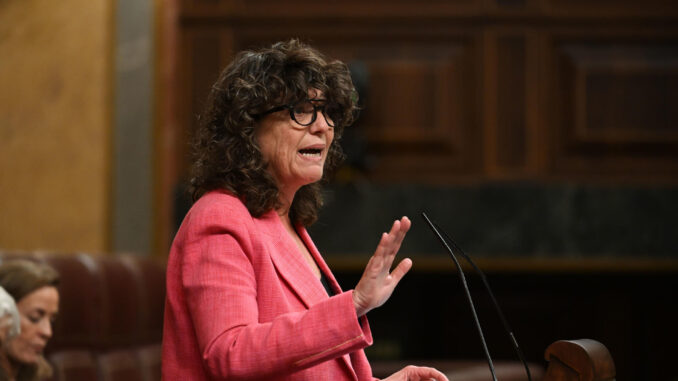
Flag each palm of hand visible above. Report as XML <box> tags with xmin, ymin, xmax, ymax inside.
<box><xmin>353</xmin><ymin>217</ymin><xmax>413</xmax><ymax>317</ymax></box>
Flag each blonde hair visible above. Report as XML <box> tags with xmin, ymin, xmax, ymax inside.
<box><xmin>0</xmin><ymin>260</ymin><xmax>59</xmax><ymax>302</ymax></box>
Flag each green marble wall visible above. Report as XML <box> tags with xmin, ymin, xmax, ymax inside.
<box><xmin>310</xmin><ymin>183</ymin><xmax>678</xmax><ymax>258</ymax></box>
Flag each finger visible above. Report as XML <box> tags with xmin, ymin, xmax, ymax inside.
<box><xmin>390</xmin><ymin>217</ymin><xmax>411</xmax><ymax>246</ymax></box>
<box><xmin>365</xmin><ymin>233</ymin><xmax>394</xmax><ymax>276</ymax></box>
<box><xmin>386</xmin><ymin>219</ymin><xmax>401</xmax><ymax>242</ymax></box>
<box><xmin>385</xmin><ymin>219</ymin><xmax>410</xmax><ymax>258</ymax></box>
<box><xmin>372</xmin><ymin>218</ymin><xmax>409</xmax><ymax>268</ymax></box>
<box><xmin>384</xmin><ymin>220</ymin><xmax>405</xmax><ymax>250</ymax></box>
<box><xmin>376</xmin><ymin>231</ymin><xmax>390</xmax><ymax>253</ymax></box>
<box><xmin>375</xmin><ymin>223</ymin><xmax>399</xmax><ymax>260</ymax></box>
<box><xmin>389</xmin><ymin>258</ymin><xmax>412</xmax><ymax>284</ymax></box>
<box><xmin>391</xmin><ymin>218</ymin><xmax>402</xmax><ymax>232</ymax></box>
<box><xmin>399</xmin><ymin>216</ymin><xmax>412</xmax><ymax>233</ymax></box>
<box><xmin>411</xmin><ymin>367</ymin><xmax>449</xmax><ymax>381</ymax></box>
<box><xmin>371</xmin><ymin>232</ymin><xmax>390</xmax><ymax>259</ymax></box>
<box><xmin>380</xmin><ymin>233</ymin><xmax>401</xmax><ymax>268</ymax></box>
<box><xmin>380</xmin><ymin>224</ymin><xmax>398</xmax><ymax>249</ymax></box>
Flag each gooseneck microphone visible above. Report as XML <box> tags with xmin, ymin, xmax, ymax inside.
<box><xmin>421</xmin><ymin>212</ymin><xmax>532</xmax><ymax>381</ymax></box>
<box><xmin>421</xmin><ymin>212</ymin><xmax>498</xmax><ymax>381</ymax></box>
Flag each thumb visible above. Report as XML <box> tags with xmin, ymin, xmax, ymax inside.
<box><xmin>390</xmin><ymin>258</ymin><xmax>412</xmax><ymax>283</ymax></box>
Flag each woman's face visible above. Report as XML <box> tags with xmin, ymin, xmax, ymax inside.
<box><xmin>256</xmin><ymin>90</ymin><xmax>335</xmax><ymax>195</ymax></box>
<box><xmin>6</xmin><ymin>286</ymin><xmax>58</xmax><ymax>364</ymax></box>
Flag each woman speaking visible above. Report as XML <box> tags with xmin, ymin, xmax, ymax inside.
<box><xmin>161</xmin><ymin>39</ymin><xmax>448</xmax><ymax>381</ymax></box>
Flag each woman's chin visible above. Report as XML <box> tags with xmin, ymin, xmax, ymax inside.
<box><xmin>11</xmin><ymin>353</ymin><xmax>39</xmax><ymax>366</ymax></box>
<box><xmin>296</xmin><ymin>171</ymin><xmax>324</xmax><ymax>186</ymax></box>
<box><xmin>307</xmin><ymin>174</ymin><xmax>324</xmax><ymax>185</ymax></box>
<box><xmin>11</xmin><ymin>346</ymin><xmax>43</xmax><ymax>365</ymax></box>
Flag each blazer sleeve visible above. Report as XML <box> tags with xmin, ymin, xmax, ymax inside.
<box><xmin>179</xmin><ymin>201</ymin><xmax>372</xmax><ymax>380</ymax></box>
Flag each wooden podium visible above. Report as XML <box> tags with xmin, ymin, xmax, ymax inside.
<box><xmin>371</xmin><ymin>338</ymin><xmax>615</xmax><ymax>381</ymax></box>
<box><xmin>543</xmin><ymin>339</ymin><xmax>615</xmax><ymax>381</ymax></box>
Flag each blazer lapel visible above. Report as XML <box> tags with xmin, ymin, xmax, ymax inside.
<box><xmin>297</xmin><ymin>226</ymin><xmax>343</xmax><ymax>294</ymax></box>
<box><xmin>255</xmin><ymin>213</ymin><xmax>360</xmax><ymax>380</ymax></box>
<box><xmin>255</xmin><ymin>211</ymin><xmax>328</xmax><ymax>309</ymax></box>
<box><xmin>297</xmin><ymin>226</ymin><xmax>361</xmax><ymax>381</ymax></box>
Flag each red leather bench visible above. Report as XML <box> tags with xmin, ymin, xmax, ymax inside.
<box><xmin>0</xmin><ymin>251</ymin><xmax>165</xmax><ymax>381</ymax></box>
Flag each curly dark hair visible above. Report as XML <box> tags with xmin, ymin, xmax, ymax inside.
<box><xmin>189</xmin><ymin>39</ymin><xmax>358</xmax><ymax>226</ymax></box>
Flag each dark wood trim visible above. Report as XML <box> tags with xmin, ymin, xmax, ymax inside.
<box><xmin>153</xmin><ymin>0</ymin><xmax>181</xmax><ymax>258</ymax></box>
<box><xmin>326</xmin><ymin>256</ymin><xmax>678</xmax><ymax>273</ymax></box>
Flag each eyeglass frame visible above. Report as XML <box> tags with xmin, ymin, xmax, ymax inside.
<box><xmin>259</xmin><ymin>99</ymin><xmax>340</xmax><ymax>127</ymax></box>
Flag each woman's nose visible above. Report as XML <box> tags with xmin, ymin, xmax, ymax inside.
<box><xmin>39</xmin><ymin>319</ymin><xmax>52</xmax><ymax>339</ymax></box>
<box><xmin>309</xmin><ymin>111</ymin><xmax>331</xmax><ymax>134</ymax></box>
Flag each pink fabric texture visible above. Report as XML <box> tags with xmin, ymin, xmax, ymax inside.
<box><xmin>162</xmin><ymin>191</ymin><xmax>376</xmax><ymax>380</ymax></box>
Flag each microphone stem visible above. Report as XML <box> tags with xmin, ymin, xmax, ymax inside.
<box><xmin>440</xmin><ymin>228</ymin><xmax>533</xmax><ymax>381</ymax></box>
<box><xmin>422</xmin><ymin>212</ymin><xmax>498</xmax><ymax>381</ymax></box>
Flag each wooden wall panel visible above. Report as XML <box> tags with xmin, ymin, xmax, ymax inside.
<box><xmin>166</xmin><ymin>2</ymin><xmax>678</xmax><ymax>187</ymax></box>
<box><xmin>542</xmin><ymin>0</ymin><xmax>678</xmax><ymax>17</ymax></box>
<box><xmin>178</xmin><ymin>1</ymin><xmax>483</xmax><ymax>19</ymax></box>
<box><xmin>174</xmin><ymin>28</ymin><xmax>234</xmax><ymax>175</ymax></box>
<box><xmin>0</xmin><ymin>0</ymin><xmax>113</xmax><ymax>253</ymax></box>
<box><xmin>546</xmin><ymin>31</ymin><xmax>678</xmax><ymax>179</ymax></box>
<box><xmin>496</xmin><ymin>35</ymin><xmax>527</xmax><ymax>169</ymax></box>
<box><xmin>334</xmin><ymin>37</ymin><xmax>482</xmax><ymax>181</ymax></box>
<box><xmin>484</xmin><ymin>30</ymin><xmax>531</xmax><ymax>176</ymax></box>
<box><xmin>157</xmin><ymin>0</ymin><xmax>678</xmax><ymax>252</ymax></box>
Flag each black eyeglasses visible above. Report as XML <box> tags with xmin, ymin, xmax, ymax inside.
<box><xmin>261</xmin><ymin>99</ymin><xmax>341</xmax><ymax>127</ymax></box>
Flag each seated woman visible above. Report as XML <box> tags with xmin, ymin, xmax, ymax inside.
<box><xmin>162</xmin><ymin>39</ymin><xmax>448</xmax><ymax>380</ymax></box>
<box><xmin>0</xmin><ymin>260</ymin><xmax>60</xmax><ymax>381</ymax></box>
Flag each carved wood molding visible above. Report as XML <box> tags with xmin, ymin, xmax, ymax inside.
<box><xmin>544</xmin><ymin>339</ymin><xmax>616</xmax><ymax>381</ymax></box>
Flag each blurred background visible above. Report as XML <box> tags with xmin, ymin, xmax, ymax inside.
<box><xmin>1</xmin><ymin>0</ymin><xmax>677</xmax><ymax>379</ymax></box>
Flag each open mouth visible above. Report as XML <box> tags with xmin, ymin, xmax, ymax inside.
<box><xmin>298</xmin><ymin>148</ymin><xmax>323</xmax><ymax>158</ymax></box>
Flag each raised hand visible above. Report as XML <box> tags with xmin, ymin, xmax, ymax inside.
<box><xmin>382</xmin><ymin>365</ymin><xmax>450</xmax><ymax>381</ymax></box>
<box><xmin>352</xmin><ymin>216</ymin><xmax>413</xmax><ymax>317</ymax></box>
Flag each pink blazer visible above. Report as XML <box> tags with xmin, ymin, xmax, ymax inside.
<box><xmin>162</xmin><ymin>191</ymin><xmax>376</xmax><ymax>380</ymax></box>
